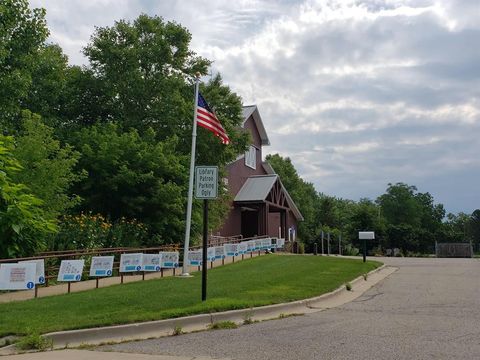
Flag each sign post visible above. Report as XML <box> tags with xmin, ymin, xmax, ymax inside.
<box><xmin>195</xmin><ymin>166</ymin><xmax>218</xmax><ymax>301</ymax></box>
<box><xmin>359</xmin><ymin>231</ymin><xmax>375</xmax><ymax>263</ymax></box>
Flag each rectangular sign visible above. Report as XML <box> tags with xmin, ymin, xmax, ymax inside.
<box><xmin>19</xmin><ymin>259</ymin><xmax>45</xmax><ymax>284</ymax></box>
<box><xmin>120</xmin><ymin>253</ymin><xmax>143</xmax><ymax>272</ymax></box>
<box><xmin>261</xmin><ymin>238</ymin><xmax>272</xmax><ymax>250</ymax></box>
<box><xmin>89</xmin><ymin>256</ymin><xmax>114</xmax><ymax>277</ymax></box>
<box><xmin>359</xmin><ymin>231</ymin><xmax>375</xmax><ymax>240</ymax></box>
<box><xmin>195</xmin><ymin>166</ymin><xmax>218</xmax><ymax>199</ymax></box>
<box><xmin>142</xmin><ymin>254</ymin><xmax>162</xmax><ymax>272</ymax></box>
<box><xmin>207</xmin><ymin>247</ymin><xmax>217</xmax><ymax>262</ymax></box>
<box><xmin>160</xmin><ymin>252</ymin><xmax>179</xmax><ymax>268</ymax></box>
<box><xmin>214</xmin><ymin>246</ymin><xmax>226</xmax><ymax>260</ymax></box>
<box><xmin>224</xmin><ymin>243</ymin><xmax>239</xmax><ymax>257</ymax></box>
<box><xmin>238</xmin><ymin>242</ymin><xmax>248</xmax><ymax>255</ymax></box>
<box><xmin>254</xmin><ymin>240</ymin><xmax>263</xmax><ymax>251</ymax></box>
<box><xmin>188</xmin><ymin>250</ymin><xmax>203</xmax><ymax>266</ymax></box>
<box><xmin>57</xmin><ymin>260</ymin><xmax>85</xmax><ymax>282</ymax></box>
<box><xmin>276</xmin><ymin>238</ymin><xmax>285</xmax><ymax>249</ymax></box>
<box><xmin>247</xmin><ymin>241</ymin><xmax>256</xmax><ymax>252</ymax></box>
<box><xmin>0</xmin><ymin>263</ymin><xmax>36</xmax><ymax>290</ymax></box>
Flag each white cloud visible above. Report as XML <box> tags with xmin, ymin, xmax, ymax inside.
<box><xmin>29</xmin><ymin>0</ymin><xmax>480</xmax><ymax>213</ymax></box>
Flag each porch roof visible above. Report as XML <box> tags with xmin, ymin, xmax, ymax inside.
<box><xmin>234</xmin><ymin>175</ymin><xmax>304</xmax><ymax>221</ymax></box>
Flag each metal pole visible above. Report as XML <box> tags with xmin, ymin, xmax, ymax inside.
<box><xmin>327</xmin><ymin>233</ymin><xmax>330</xmax><ymax>256</ymax></box>
<box><xmin>202</xmin><ymin>199</ymin><xmax>208</xmax><ymax>301</ymax></box>
<box><xmin>321</xmin><ymin>230</ymin><xmax>324</xmax><ymax>255</ymax></box>
<box><xmin>363</xmin><ymin>238</ymin><xmax>367</xmax><ymax>263</ymax></box>
<box><xmin>339</xmin><ymin>233</ymin><xmax>341</xmax><ymax>255</ymax></box>
<box><xmin>182</xmin><ymin>75</ymin><xmax>200</xmax><ymax>276</ymax></box>
<box><xmin>314</xmin><ymin>243</ymin><xmax>318</xmax><ymax>255</ymax></box>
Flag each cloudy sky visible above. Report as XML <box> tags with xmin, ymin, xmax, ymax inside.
<box><xmin>30</xmin><ymin>0</ymin><xmax>480</xmax><ymax>214</ymax></box>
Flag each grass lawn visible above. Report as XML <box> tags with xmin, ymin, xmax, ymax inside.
<box><xmin>0</xmin><ymin>254</ymin><xmax>381</xmax><ymax>336</ymax></box>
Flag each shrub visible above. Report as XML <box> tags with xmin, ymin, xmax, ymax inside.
<box><xmin>16</xmin><ymin>333</ymin><xmax>52</xmax><ymax>351</ymax></box>
<box><xmin>49</xmin><ymin>213</ymin><xmax>149</xmax><ymax>251</ymax></box>
<box><xmin>343</xmin><ymin>244</ymin><xmax>360</xmax><ymax>256</ymax></box>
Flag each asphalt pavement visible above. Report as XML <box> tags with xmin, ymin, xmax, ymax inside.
<box><xmin>97</xmin><ymin>257</ymin><xmax>480</xmax><ymax>360</ymax></box>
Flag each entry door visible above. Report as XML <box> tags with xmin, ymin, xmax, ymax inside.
<box><xmin>241</xmin><ymin>210</ymin><xmax>259</xmax><ymax>238</ymax></box>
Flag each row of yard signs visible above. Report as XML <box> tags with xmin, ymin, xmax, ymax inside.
<box><xmin>189</xmin><ymin>238</ymin><xmax>284</xmax><ymax>265</ymax></box>
<box><xmin>0</xmin><ymin>238</ymin><xmax>284</xmax><ymax>291</ymax></box>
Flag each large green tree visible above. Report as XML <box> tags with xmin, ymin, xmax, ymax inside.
<box><xmin>0</xmin><ymin>0</ymin><xmax>49</xmax><ymax>132</ymax></box>
<box><xmin>0</xmin><ymin>135</ymin><xmax>56</xmax><ymax>258</ymax></box>
<box><xmin>69</xmin><ymin>124</ymin><xmax>188</xmax><ymax>244</ymax></box>
<box><xmin>12</xmin><ymin>110</ymin><xmax>83</xmax><ymax>219</ymax></box>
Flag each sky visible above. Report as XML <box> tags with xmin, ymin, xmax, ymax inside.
<box><xmin>29</xmin><ymin>0</ymin><xmax>480</xmax><ymax>215</ymax></box>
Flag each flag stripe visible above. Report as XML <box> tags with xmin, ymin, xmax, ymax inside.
<box><xmin>196</xmin><ymin>93</ymin><xmax>230</xmax><ymax>145</ymax></box>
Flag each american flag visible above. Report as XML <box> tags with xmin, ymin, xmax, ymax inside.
<box><xmin>196</xmin><ymin>93</ymin><xmax>230</xmax><ymax>145</ymax></box>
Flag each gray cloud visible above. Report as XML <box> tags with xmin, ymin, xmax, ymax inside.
<box><xmin>29</xmin><ymin>0</ymin><xmax>480</xmax><ymax>214</ymax></box>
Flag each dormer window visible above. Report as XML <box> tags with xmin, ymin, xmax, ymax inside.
<box><xmin>245</xmin><ymin>145</ymin><xmax>256</xmax><ymax>169</ymax></box>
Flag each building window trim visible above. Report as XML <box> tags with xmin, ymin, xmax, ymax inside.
<box><xmin>245</xmin><ymin>145</ymin><xmax>257</xmax><ymax>169</ymax></box>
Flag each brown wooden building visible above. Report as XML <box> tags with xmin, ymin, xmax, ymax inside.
<box><xmin>217</xmin><ymin>105</ymin><xmax>303</xmax><ymax>239</ymax></box>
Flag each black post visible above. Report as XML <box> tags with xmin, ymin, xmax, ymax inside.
<box><xmin>363</xmin><ymin>238</ymin><xmax>367</xmax><ymax>263</ymax></box>
<box><xmin>202</xmin><ymin>199</ymin><xmax>208</xmax><ymax>301</ymax></box>
<box><xmin>314</xmin><ymin>243</ymin><xmax>318</xmax><ymax>255</ymax></box>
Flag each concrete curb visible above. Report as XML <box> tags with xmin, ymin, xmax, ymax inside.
<box><xmin>0</xmin><ymin>264</ymin><xmax>396</xmax><ymax>356</ymax></box>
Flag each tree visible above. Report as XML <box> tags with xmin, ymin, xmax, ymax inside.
<box><xmin>12</xmin><ymin>110</ymin><xmax>83</xmax><ymax>219</ymax></box>
<box><xmin>69</xmin><ymin>123</ymin><xmax>189</xmax><ymax>244</ymax></box>
<box><xmin>266</xmin><ymin>154</ymin><xmax>320</xmax><ymax>249</ymax></box>
<box><xmin>0</xmin><ymin>135</ymin><xmax>56</xmax><ymax>258</ymax></box>
<box><xmin>80</xmin><ymin>14</ymin><xmax>210</xmax><ymax>136</ymax></box>
<box><xmin>0</xmin><ymin>0</ymin><xmax>49</xmax><ymax>132</ymax></box>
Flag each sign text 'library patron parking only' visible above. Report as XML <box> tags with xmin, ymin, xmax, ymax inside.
<box><xmin>195</xmin><ymin>166</ymin><xmax>218</xmax><ymax>199</ymax></box>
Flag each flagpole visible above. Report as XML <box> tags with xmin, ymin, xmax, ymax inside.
<box><xmin>182</xmin><ymin>73</ymin><xmax>200</xmax><ymax>276</ymax></box>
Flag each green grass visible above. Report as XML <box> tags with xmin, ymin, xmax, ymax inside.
<box><xmin>0</xmin><ymin>255</ymin><xmax>381</xmax><ymax>336</ymax></box>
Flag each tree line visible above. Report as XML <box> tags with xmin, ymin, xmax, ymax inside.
<box><xmin>267</xmin><ymin>154</ymin><xmax>480</xmax><ymax>255</ymax></box>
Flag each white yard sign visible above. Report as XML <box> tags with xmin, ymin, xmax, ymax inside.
<box><xmin>142</xmin><ymin>254</ymin><xmax>162</xmax><ymax>272</ymax></box>
<box><xmin>0</xmin><ymin>263</ymin><xmax>36</xmax><ymax>290</ymax></box>
<box><xmin>207</xmin><ymin>247</ymin><xmax>217</xmax><ymax>262</ymax></box>
<box><xmin>238</xmin><ymin>242</ymin><xmax>248</xmax><ymax>255</ymax></box>
<box><xmin>224</xmin><ymin>244</ymin><xmax>239</xmax><ymax>257</ymax></box>
<box><xmin>254</xmin><ymin>240</ymin><xmax>263</xmax><ymax>251</ymax></box>
<box><xmin>188</xmin><ymin>251</ymin><xmax>203</xmax><ymax>266</ymax></box>
<box><xmin>160</xmin><ymin>252</ymin><xmax>179</xmax><ymax>268</ymax></box>
<box><xmin>120</xmin><ymin>253</ymin><xmax>143</xmax><ymax>272</ymax></box>
<box><xmin>19</xmin><ymin>259</ymin><xmax>45</xmax><ymax>284</ymax></box>
<box><xmin>247</xmin><ymin>241</ymin><xmax>256</xmax><ymax>252</ymax></box>
<box><xmin>261</xmin><ymin>238</ymin><xmax>272</xmax><ymax>250</ymax></box>
<box><xmin>57</xmin><ymin>260</ymin><xmax>85</xmax><ymax>282</ymax></box>
<box><xmin>276</xmin><ymin>238</ymin><xmax>285</xmax><ymax>249</ymax></box>
<box><xmin>89</xmin><ymin>256</ymin><xmax>114</xmax><ymax>277</ymax></box>
<box><xmin>214</xmin><ymin>246</ymin><xmax>226</xmax><ymax>260</ymax></box>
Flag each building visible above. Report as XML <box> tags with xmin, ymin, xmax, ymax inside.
<box><xmin>217</xmin><ymin>105</ymin><xmax>303</xmax><ymax>240</ymax></box>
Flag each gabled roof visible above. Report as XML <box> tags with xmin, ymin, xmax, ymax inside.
<box><xmin>235</xmin><ymin>175</ymin><xmax>277</xmax><ymax>202</ymax></box>
<box><xmin>242</xmin><ymin>105</ymin><xmax>270</xmax><ymax>146</ymax></box>
<box><xmin>234</xmin><ymin>175</ymin><xmax>304</xmax><ymax>221</ymax></box>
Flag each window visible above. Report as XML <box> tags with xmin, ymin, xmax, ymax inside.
<box><xmin>245</xmin><ymin>145</ymin><xmax>256</xmax><ymax>169</ymax></box>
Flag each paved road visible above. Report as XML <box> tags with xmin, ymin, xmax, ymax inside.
<box><xmin>100</xmin><ymin>257</ymin><xmax>480</xmax><ymax>360</ymax></box>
